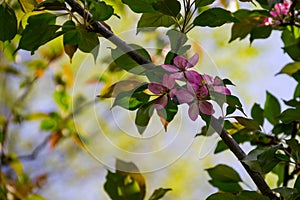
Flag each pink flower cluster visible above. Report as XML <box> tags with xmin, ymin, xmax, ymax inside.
<box><xmin>263</xmin><ymin>0</ymin><xmax>292</xmax><ymax>26</ymax></box>
<box><xmin>148</xmin><ymin>54</ymin><xmax>231</xmax><ymax>121</ymax></box>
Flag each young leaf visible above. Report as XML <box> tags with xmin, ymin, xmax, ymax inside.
<box><xmin>18</xmin><ymin>0</ymin><xmax>38</xmax><ymax>13</ymax></box>
<box><xmin>0</xmin><ymin>3</ymin><xmax>17</xmax><ymax>42</ymax></box>
<box><xmin>226</xmin><ymin>95</ymin><xmax>245</xmax><ymax>115</ymax></box>
<box><xmin>251</xmin><ymin>103</ymin><xmax>264</xmax><ymax>126</ymax></box>
<box><xmin>135</xmin><ymin>100</ymin><xmax>155</xmax><ymax>134</ymax></box>
<box><xmin>277</xmin><ymin>62</ymin><xmax>300</xmax><ymax>77</ymax></box>
<box><xmin>264</xmin><ymin>91</ymin><xmax>281</xmax><ymax>125</ymax></box>
<box><xmin>137</xmin><ymin>12</ymin><xmax>175</xmax><ymax>32</ymax></box>
<box><xmin>193</xmin><ymin>8</ymin><xmax>236</xmax><ymax>27</ymax></box>
<box><xmin>152</xmin><ymin>0</ymin><xmax>181</xmax><ymax>17</ymax></box>
<box><xmin>149</xmin><ymin>188</ymin><xmax>172</xmax><ymax>200</ymax></box>
<box><xmin>206</xmin><ymin>164</ymin><xmax>242</xmax><ymax>182</ymax></box>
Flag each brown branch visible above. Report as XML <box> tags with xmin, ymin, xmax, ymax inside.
<box><xmin>64</xmin><ymin>0</ymin><xmax>278</xmax><ymax>198</ymax></box>
<box><xmin>210</xmin><ymin>116</ymin><xmax>279</xmax><ymax>199</ymax></box>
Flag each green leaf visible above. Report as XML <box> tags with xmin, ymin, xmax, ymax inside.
<box><xmin>0</xmin><ymin>3</ymin><xmax>18</xmax><ymax>42</ymax></box>
<box><xmin>280</xmin><ymin>108</ymin><xmax>300</xmax><ymax>123</ymax></box>
<box><xmin>195</xmin><ymin>0</ymin><xmax>216</xmax><ymax>8</ymax></box>
<box><xmin>193</xmin><ymin>8</ymin><xmax>236</xmax><ymax>27</ymax></box>
<box><xmin>166</xmin><ymin>29</ymin><xmax>189</xmax><ymax>54</ymax></box>
<box><xmin>272</xmin><ymin>187</ymin><xmax>298</xmax><ymax>198</ymax></box>
<box><xmin>121</xmin><ymin>0</ymin><xmax>156</xmax><ymax>13</ymax></box>
<box><xmin>237</xmin><ymin>190</ymin><xmax>269</xmax><ymax>200</ymax></box>
<box><xmin>209</xmin><ymin>180</ymin><xmax>242</xmax><ymax>193</ymax></box>
<box><xmin>294</xmin><ymin>83</ymin><xmax>300</xmax><ymax>99</ymax></box>
<box><xmin>111</xmin><ymin>44</ymin><xmax>152</xmax><ymax>74</ymax></box>
<box><xmin>78</xmin><ymin>28</ymin><xmax>99</xmax><ymax>53</ymax></box>
<box><xmin>149</xmin><ymin>188</ymin><xmax>172</xmax><ymax>200</ymax></box>
<box><xmin>152</xmin><ymin>0</ymin><xmax>181</xmax><ymax>17</ymax></box>
<box><xmin>35</xmin><ymin>0</ymin><xmax>66</xmax><ymax>11</ymax></box>
<box><xmin>277</xmin><ymin>62</ymin><xmax>300</xmax><ymax>76</ymax></box>
<box><xmin>135</xmin><ymin>100</ymin><xmax>155</xmax><ymax>134</ymax></box>
<box><xmin>137</xmin><ymin>12</ymin><xmax>175</xmax><ymax>31</ymax></box>
<box><xmin>226</xmin><ymin>95</ymin><xmax>245</xmax><ymax>115</ymax></box>
<box><xmin>53</xmin><ymin>90</ymin><xmax>70</xmax><ymax>111</ymax></box>
<box><xmin>25</xmin><ymin>194</ymin><xmax>47</xmax><ymax>200</ymax></box>
<box><xmin>215</xmin><ymin>131</ymin><xmax>251</xmax><ymax>153</ymax></box>
<box><xmin>294</xmin><ymin>176</ymin><xmax>300</xmax><ymax>192</ymax></box>
<box><xmin>40</xmin><ymin>112</ymin><xmax>61</xmax><ymax>131</ymax></box>
<box><xmin>104</xmin><ymin>171</ymin><xmax>125</xmax><ymax>200</ymax></box>
<box><xmin>206</xmin><ymin>193</ymin><xmax>237</xmax><ymax>200</ymax></box>
<box><xmin>18</xmin><ymin>0</ymin><xmax>38</xmax><ymax>13</ymax></box>
<box><xmin>250</xmin><ymin>25</ymin><xmax>272</xmax><ymax>43</ymax></box>
<box><xmin>90</xmin><ymin>1</ymin><xmax>114</xmax><ymax>21</ymax></box>
<box><xmin>113</xmin><ymin>84</ymin><xmax>150</xmax><ymax>110</ymax></box>
<box><xmin>257</xmin><ymin>145</ymin><xmax>281</xmax><ymax>173</ymax></box>
<box><xmin>281</xmin><ymin>28</ymin><xmax>300</xmax><ymax>61</ymax></box>
<box><xmin>156</xmin><ymin>99</ymin><xmax>178</xmax><ymax>131</ymax></box>
<box><xmin>264</xmin><ymin>91</ymin><xmax>281</xmax><ymax>125</ymax></box>
<box><xmin>272</xmin><ymin>163</ymin><xmax>285</xmax><ymax>187</ymax></box>
<box><xmin>251</xmin><ymin>103</ymin><xmax>264</xmax><ymax>126</ymax></box>
<box><xmin>62</xmin><ymin>20</ymin><xmax>79</xmax><ymax>61</ymax></box>
<box><xmin>18</xmin><ymin>13</ymin><xmax>63</xmax><ymax>54</ymax></box>
<box><xmin>206</xmin><ymin>164</ymin><xmax>242</xmax><ymax>182</ymax></box>
<box><xmin>232</xmin><ymin>116</ymin><xmax>261</xmax><ymax>131</ymax></box>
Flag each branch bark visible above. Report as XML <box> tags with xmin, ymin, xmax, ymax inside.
<box><xmin>65</xmin><ymin>0</ymin><xmax>278</xmax><ymax>198</ymax></box>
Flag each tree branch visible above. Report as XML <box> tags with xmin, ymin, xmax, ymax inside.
<box><xmin>64</xmin><ymin>0</ymin><xmax>278</xmax><ymax>198</ymax></box>
<box><xmin>210</xmin><ymin>116</ymin><xmax>278</xmax><ymax>199</ymax></box>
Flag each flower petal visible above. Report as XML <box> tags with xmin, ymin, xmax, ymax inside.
<box><xmin>175</xmin><ymin>89</ymin><xmax>194</xmax><ymax>104</ymax></box>
<box><xmin>148</xmin><ymin>83</ymin><xmax>165</xmax><ymax>94</ymax></box>
<box><xmin>185</xmin><ymin>70</ymin><xmax>202</xmax><ymax>84</ymax></box>
<box><xmin>162</xmin><ymin>74</ymin><xmax>175</xmax><ymax>89</ymax></box>
<box><xmin>188</xmin><ymin>102</ymin><xmax>199</xmax><ymax>121</ymax></box>
<box><xmin>155</xmin><ymin>95</ymin><xmax>168</xmax><ymax>110</ymax></box>
<box><xmin>213</xmin><ymin>86</ymin><xmax>231</xmax><ymax>95</ymax></box>
<box><xmin>174</xmin><ymin>56</ymin><xmax>188</xmax><ymax>70</ymax></box>
<box><xmin>203</xmin><ymin>74</ymin><xmax>213</xmax><ymax>85</ymax></box>
<box><xmin>170</xmin><ymin>72</ymin><xmax>184</xmax><ymax>80</ymax></box>
<box><xmin>199</xmin><ymin>101</ymin><xmax>214</xmax><ymax>115</ymax></box>
<box><xmin>161</xmin><ymin>64</ymin><xmax>179</xmax><ymax>72</ymax></box>
<box><xmin>187</xmin><ymin>53</ymin><xmax>199</xmax><ymax>68</ymax></box>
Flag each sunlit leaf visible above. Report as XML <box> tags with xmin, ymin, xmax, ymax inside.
<box><xmin>231</xmin><ymin>116</ymin><xmax>261</xmax><ymax>131</ymax></box>
<box><xmin>264</xmin><ymin>91</ymin><xmax>280</xmax><ymax>125</ymax></box>
<box><xmin>99</xmin><ymin>80</ymin><xmax>142</xmax><ymax>98</ymax></box>
<box><xmin>149</xmin><ymin>188</ymin><xmax>172</xmax><ymax>200</ymax></box>
<box><xmin>53</xmin><ymin>90</ymin><xmax>70</xmax><ymax>111</ymax></box>
<box><xmin>194</xmin><ymin>8</ymin><xmax>236</xmax><ymax>27</ymax></box>
<box><xmin>9</xmin><ymin>154</ymin><xmax>24</xmax><ymax>177</ymax></box>
<box><xmin>25</xmin><ymin>194</ymin><xmax>47</xmax><ymax>200</ymax></box>
<box><xmin>277</xmin><ymin>62</ymin><xmax>300</xmax><ymax>76</ymax></box>
<box><xmin>18</xmin><ymin>0</ymin><xmax>38</xmax><ymax>13</ymax></box>
<box><xmin>281</xmin><ymin>28</ymin><xmax>300</xmax><ymax>61</ymax></box>
<box><xmin>0</xmin><ymin>3</ymin><xmax>18</xmax><ymax>42</ymax></box>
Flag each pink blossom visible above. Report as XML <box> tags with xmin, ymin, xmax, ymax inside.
<box><xmin>148</xmin><ymin>74</ymin><xmax>176</xmax><ymax>109</ymax></box>
<box><xmin>203</xmin><ymin>74</ymin><xmax>231</xmax><ymax>95</ymax></box>
<box><xmin>161</xmin><ymin>54</ymin><xmax>202</xmax><ymax>84</ymax></box>
<box><xmin>263</xmin><ymin>0</ymin><xmax>292</xmax><ymax>26</ymax></box>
